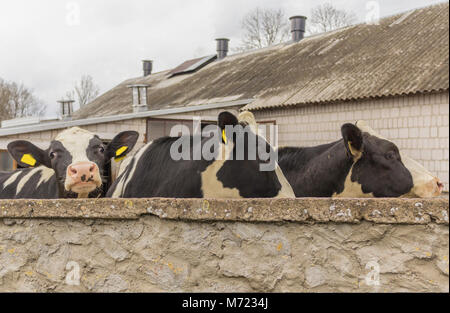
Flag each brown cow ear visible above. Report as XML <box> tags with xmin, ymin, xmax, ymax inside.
<box><xmin>106</xmin><ymin>131</ymin><xmax>139</xmax><ymax>161</ymax></box>
<box><xmin>7</xmin><ymin>140</ymin><xmax>51</xmax><ymax>168</ymax></box>
<box><xmin>341</xmin><ymin>124</ymin><xmax>364</xmax><ymax>159</ymax></box>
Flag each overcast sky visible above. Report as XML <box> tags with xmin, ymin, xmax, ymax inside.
<box><xmin>0</xmin><ymin>0</ymin><xmax>446</xmax><ymax>116</ymax></box>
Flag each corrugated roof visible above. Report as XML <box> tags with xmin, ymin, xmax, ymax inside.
<box><xmin>73</xmin><ymin>3</ymin><xmax>449</xmax><ymax>119</ymax></box>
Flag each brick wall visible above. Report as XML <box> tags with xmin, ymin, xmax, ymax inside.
<box><xmin>253</xmin><ymin>92</ymin><xmax>450</xmax><ymax>191</ymax></box>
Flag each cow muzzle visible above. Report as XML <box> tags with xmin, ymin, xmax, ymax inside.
<box><xmin>403</xmin><ymin>177</ymin><xmax>444</xmax><ymax>198</ymax></box>
<box><xmin>65</xmin><ymin>161</ymin><xmax>102</xmax><ymax>195</ymax></box>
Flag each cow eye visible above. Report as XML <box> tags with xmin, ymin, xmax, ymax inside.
<box><xmin>385</xmin><ymin>151</ymin><xmax>396</xmax><ymax>160</ymax></box>
<box><xmin>49</xmin><ymin>151</ymin><xmax>56</xmax><ymax>159</ymax></box>
<box><xmin>99</xmin><ymin>146</ymin><xmax>105</xmax><ymax>154</ymax></box>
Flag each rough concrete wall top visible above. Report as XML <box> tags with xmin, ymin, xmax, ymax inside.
<box><xmin>0</xmin><ymin>198</ymin><xmax>448</xmax><ymax>224</ymax></box>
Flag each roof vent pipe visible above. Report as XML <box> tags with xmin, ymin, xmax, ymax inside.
<box><xmin>57</xmin><ymin>99</ymin><xmax>75</xmax><ymax>120</ymax></box>
<box><xmin>289</xmin><ymin>16</ymin><xmax>307</xmax><ymax>42</ymax></box>
<box><xmin>216</xmin><ymin>38</ymin><xmax>230</xmax><ymax>60</ymax></box>
<box><xmin>142</xmin><ymin>60</ymin><xmax>153</xmax><ymax>77</ymax></box>
<box><xmin>127</xmin><ymin>84</ymin><xmax>149</xmax><ymax>113</ymax></box>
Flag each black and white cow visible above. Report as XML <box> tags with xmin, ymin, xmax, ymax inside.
<box><xmin>0</xmin><ymin>127</ymin><xmax>138</xmax><ymax>199</ymax></box>
<box><xmin>107</xmin><ymin>111</ymin><xmax>294</xmax><ymax>198</ymax></box>
<box><xmin>278</xmin><ymin>121</ymin><xmax>443</xmax><ymax>198</ymax></box>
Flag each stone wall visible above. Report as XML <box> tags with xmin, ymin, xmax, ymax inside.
<box><xmin>253</xmin><ymin>91</ymin><xmax>450</xmax><ymax>191</ymax></box>
<box><xmin>0</xmin><ymin>198</ymin><xmax>448</xmax><ymax>292</ymax></box>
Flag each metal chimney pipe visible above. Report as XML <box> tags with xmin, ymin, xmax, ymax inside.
<box><xmin>289</xmin><ymin>16</ymin><xmax>307</xmax><ymax>42</ymax></box>
<box><xmin>142</xmin><ymin>60</ymin><xmax>153</xmax><ymax>77</ymax></box>
<box><xmin>216</xmin><ymin>38</ymin><xmax>230</xmax><ymax>60</ymax></box>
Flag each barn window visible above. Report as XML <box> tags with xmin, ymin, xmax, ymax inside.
<box><xmin>0</xmin><ymin>150</ymin><xmax>15</xmax><ymax>172</ymax></box>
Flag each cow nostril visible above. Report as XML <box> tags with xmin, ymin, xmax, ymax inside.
<box><xmin>69</xmin><ymin>167</ymin><xmax>77</xmax><ymax>175</ymax></box>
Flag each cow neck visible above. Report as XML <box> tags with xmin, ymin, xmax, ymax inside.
<box><xmin>279</xmin><ymin>140</ymin><xmax>354</xmax><ymax>197</ymax></box>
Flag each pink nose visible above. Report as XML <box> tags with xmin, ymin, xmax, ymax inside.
<box><xmin>67</xmin><ymin>162</ymin><xmax>97</xmax><ymax>184</ymax></box>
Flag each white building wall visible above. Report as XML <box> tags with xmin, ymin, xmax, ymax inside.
<box><xmin>253</xmin><ymin>92</ymin><xmax>449</xmax><ymax>191</ymax></box>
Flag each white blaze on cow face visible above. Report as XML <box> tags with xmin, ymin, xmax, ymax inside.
<box><xmin>355</xmin><ymin>120</ymin><xmax>443</xmax><ymax>198</ymax></box>
<box><xmin>54</xmin><ymin>127</ymin><xmax>102</xmax><ymax>196</ymax></box>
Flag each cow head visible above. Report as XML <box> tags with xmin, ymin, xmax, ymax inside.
<box><xmin>355</xmin><ymin>121</ymin><xmax>443</xmax><ymax>198</ymax></box>
<box><xmin>337</xmin><ymin>123</ymin><xmax>414</xmax><ymax>197</ymax></box>
<box><xmin>7</xmin><ymin>127</ymin><xmax>139</xmax><ymax>198</ymax></box>
<box><xmin>210</xmin><ymin>111</ymin><xmax>294</xmax><ymax>198</ymax></box>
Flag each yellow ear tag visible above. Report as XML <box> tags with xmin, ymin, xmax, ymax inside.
<box><xmin>115</xmin><ymin>146</ymin><xmax>128</xmax><ymax>157</ymax></box>
<box><xmin>222</xmin><ymin>129</ymin><xmax>227</xmax><ymax>144</ymax></box>
<box><xmin>114</xmin><ymin>146</ymin><xmax>128</xmax><ymax>162</ymax></box>
<box><xmin>21</xmin><ymin>154</ymin><xmax>36</xmax><ymax>167</ymax></box>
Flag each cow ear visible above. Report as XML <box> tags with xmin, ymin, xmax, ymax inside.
<box><xmin>218</xmin><ymin>111</ymin><xmax>238</xmax><ymax>144</ymax></box>
<box><xmin>341</xmin><ymin>124</ymin><xmax>364</xmax><ymax>159</ymax></box>
<box><xmin>7</xmin><ymin>140</ymin><xmax>51</xmax><ymax>168</ymax></box>
<box><xmin>106</xmin><ymin>131</ymin><xmax>139</xmax><ymax>161</ymax></box>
